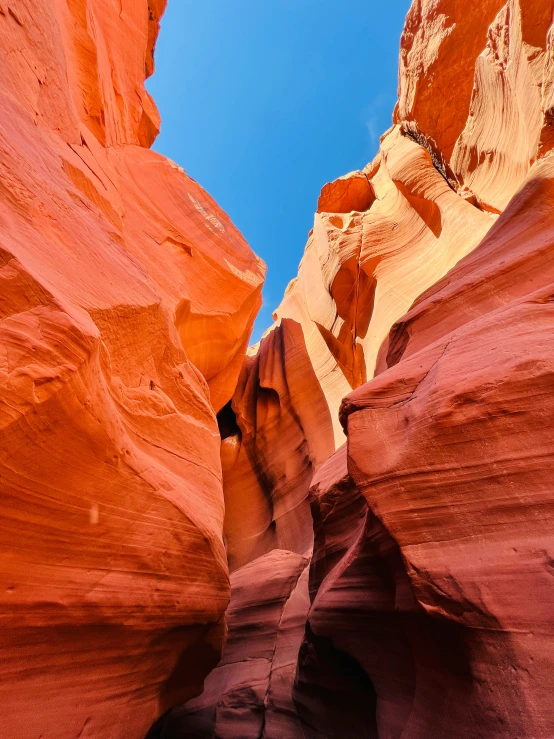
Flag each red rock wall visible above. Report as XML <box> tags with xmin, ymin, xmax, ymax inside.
<box><xmin>221</xmin><ymin>318</ymin><xmax>334</xmax><ymax>572</ymax></box>
<box><xmin>0</xmin><ymin>2</ymin><xmax>264</xmax><ymax>737</ymax></box>
<box><xmin>151</xmin><ymin>549</ymin><xmax>310</xmax><ymax>738</ymax></box>
<box><xmin>4</xmin><ymin>0</ymin><xmax>554</xmax><ymax>737</ymax></box>
<box><xmin>170</xmin><ymin>1</ymin><xmax>554</xmax><ymax>738</ymax></box>
<box><xmin>301</xmin><ymin>2</ymin><xmax>554</xmax><ymax>736</ymax></box>
<box><xmin>339</xmin><ymin>154</ymin><xmax>554</xmax><ymax>738</ymax></box>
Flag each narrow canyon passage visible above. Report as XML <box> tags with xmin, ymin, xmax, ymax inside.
<box><xmin>152</xmin><ymin>0</ymin><xmax>554</xmax><ymax>736</ymax></box>
<box><xmin>1</xmin><ymin>1</ymin><xmax>554</xmax><ymax>738</ymax></box>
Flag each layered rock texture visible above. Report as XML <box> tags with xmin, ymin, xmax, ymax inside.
<box><xmin>152</xmin><ymin>549</ymin><xmax>310</xmax><ymax>739</ymax></box>
<box><xmin>2</xmin><ymin>0</ymin><xmax>554</xmax><ymax>738</ymax></box>
<box><xmin>167</xmin><ymin>0</ymin><xmax>554</xmax><ymax>737</ymax></box>
<box><xmin>0</xmin><ymin>2</ymin><xmax>264</xmax><ymax>737</ymax></box>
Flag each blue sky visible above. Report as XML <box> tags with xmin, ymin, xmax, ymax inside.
<box><xmin>147</xmin><ymin>0</ymin><xmax>411</xmax><ymax>341</ymax></box>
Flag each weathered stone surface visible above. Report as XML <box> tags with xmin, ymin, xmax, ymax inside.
<box><xmin>185</xmin><ymin>1</ymin><xmax>554</xmax><ymax>738</ymax></box>
<box><xmin>396</xmin><ymin>0</ymin><xmax>508</xmax><ymax>165</ymax></box>
<box><xmin>341</xmin><ymin>156</ymin><xmax>554</xmax><ymax>738</ymax></box>
<box><xmin>220</xmin><ymin>117</ymin><xmax>495</xmax><ymax>579</ymax></box>
<box><xmin>270</xmin><ymin>127</ymin><xmax>493</xmax><ymax>448</ymax></box>
<box><xmin>221</xmin><ymin>319</ymin><xmax>334</xmax><ymax>572</ymax></box>
<box><xmin>4</xmin><ymin>0</ymin><xmax>554</xmax><ymax>736</ymax></box>
<box><xmin>153</xmin><ymin>549</ymin><xmax>310</xmax><ymax>739</ymax></box>
<box><xmin>397</xmin><ymin>0</ymin><xmax>554</xmax><ymax>212</ymax></box>
<box><xmin>0</xmin><ymin>2</ymin><xmax>264</xmax><ymax>737</ymax></box>
<box><xmin>317</xmin><ymin>170</ymin><xmax>375</xmax><ymax>214</ymax></box>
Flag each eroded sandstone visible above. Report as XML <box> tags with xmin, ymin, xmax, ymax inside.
<box><xmin>0</xmin><ymin>2</ymin><xmax>264</xmax><ymax>737</ymax></box>
<box><xmin>171</xmin><ymin>1</ymin><xmax>554</xmax><ymax>738</ymax></box>
<box><xmin>3</xmin><ymin>0</ymin><xmax>554</xmax><ymax>737</ymax></box>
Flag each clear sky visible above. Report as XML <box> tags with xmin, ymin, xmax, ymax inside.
<box><xmin>147</xmin><ymin>0</ymin><xmax>412</xmax><ymax>341</ymax></box>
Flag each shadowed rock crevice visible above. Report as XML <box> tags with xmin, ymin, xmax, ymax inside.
<box><xmin>149</xmin><ymin>551</ymin><xmax>310</xmax><ymax>738</ymax></box>
<box><xmin>402</xmin><ymin>123</ymin><xmax>458</xmax><ymax>190</ymax></box>
<box><xmin>217</xmin><ymin>400</ymin><xmax>241</xmax><ymax>441</ymax></box>
<box><xmin>293</xmin><ymin>449</ymin><xmax>502</xmax><ymax>739</ymax></box>
<box><xmin>294</xmin><ymin>623</ymin><xmax>378</xmax><ymax>739</ymax></box>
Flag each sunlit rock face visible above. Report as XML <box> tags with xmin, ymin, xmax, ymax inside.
<box><xmin>4</xmin><ymin>0</ymin><xmax>554</xmax><ymax>737</ymax></box>
<box><xmin>396</xmin><ymin>0</ymin><xmax>554</xmax><ymax>213</ymax></box>
<box><xmin>217</xmin><ymin>23</ymin><xmax>498</xmax><ymax>578</ymax></box>
<box><xmin>0</xmin><ymin>1</ymin><xmax>264</xmax><ymax>737</ymax></box>
<box><xmin>340</xmin><ymin>152</ymin><xmax>554</xmax><ymax>738</ymax></box>
<box><xmin>171</xmin><ymin>1</ymin><xmax>554</xmax><ymax>738</ymax></box>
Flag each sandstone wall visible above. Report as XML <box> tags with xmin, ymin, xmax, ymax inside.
<box><xmin>3</xmin><ymin>0</ymin><xmax>554</xmax><ymax>737</ymax></box>
<box><xmin>0</xmin><ymin>2</ymin><xmax>264</xmax><ymax>737</ymax></box>
<box><xmin>172</xmin><ymin>1</ymin><xmax>554</xmax><ymax>737</ymax></box>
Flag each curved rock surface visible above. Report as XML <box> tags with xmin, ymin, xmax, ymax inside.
<box><xmin>221</xmin><ymin>318</ymin><xmax>334</xmax><ymax>572</ymax></box>
<box><xmin>397</xmin><ymin>0</ymin><xmax>554</xmax><ymax>212</ymax></box>
<box><xmin>271</xmin><ymin>127</ymin><xmax>493</xmax><ymax>447</ymax></box>
<box><xmin>153</xmin><ymin>549</ymin><xmax>310</xmax><ymax>739</ymax></box>
<box><xmin>0</xmin><ymin>2</ymin><xmax>264</xmax><ymax>737</ymax></box>
<box><xmin>341</xmin><ymin>154</ymin><xmax>554</xmax><ymax>738</ymax></box>
<box><xmin>3</xmin><ymin>0</ymin><xmax>554</xmax><ymax>737</ymax></box>
<box><xmin>219</xmin><ymin>112</ymin><xmax>495</xmax><ymax>576</ymax></box>
<box><xmin>171</xmin><ymin>1</ymin><xmax>554</xmax><ymax>738</ymax></box>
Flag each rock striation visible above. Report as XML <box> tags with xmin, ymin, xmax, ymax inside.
<box><xmin>340</xmin><ymin>173</ymin><xmax>554</xmax><ymax>733</ymax></box>
<box><xmin>151</xmin><ymin>549</ymin><xmax>310</xmax><ymax>739</ymax></box>
<box><xmin>3</xmin><ymin>0</ymin><xmax>554</xmax><ymax>737</ymax></box>
<box><xmin>0</xmin><ymin>2</ymin><xmax>264</xmax><ymax>738</ymax></box>
<box><xmin>171</xmin><ymin>0</ymin><xmax>554</xmax><ymax>738</ymax></box>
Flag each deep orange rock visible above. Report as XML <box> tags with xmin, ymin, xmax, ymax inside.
<box><xmin>218</xmin><ymin>117</ymin><xmax>495</xmax><ymax>579</ymax></box>
<box><xmin>397</xmin><ymin>0</ymin><xmax>554</xmax><ymax>211</ymax></box>
<box><xmin>396</xmin><ymin>0</ymin><xmax>508</xmax><ymax>164</ymax></box>
<box><xmin>270</xmin><ymin>125</ymin><xmax>493</xmax><ymax>449</ymax></box>
<box><xmin>221</xmin><ymin>318</ymin><xmax>334</xmax><ymax>572</ymax></box>
<box><xmin>317</xmin><ymin>170</ymin><xmax>375</xmax><ymax>214</ymax></box>
<box><xmin>184</xmin><ymin>1</ymin><xmax>554</xmax><ymax>737</ymax></box>
<box><xmin>4</xmin><ymin>0</ymin><xmax>554</xmax><ymax>736</ymax></box>
<box><xmin>0</xmin><ymin>2</ymin><xmax>264</xmax><ymax>737</ymax></box>
<box><xmin>341</xmin><ymin>158</ymin><xmax>554</xmax><ymax>737</ymax></box>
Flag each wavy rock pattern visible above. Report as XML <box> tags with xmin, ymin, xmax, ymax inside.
<box><xmin>172</xmin><ymin>1</ymin><xmax>554</xmax><ymax>738</ymax></box>
<box><xmin>341</xmin><ymin>154</ymin><xmax>554</xmax><ymax>738</ymax></box>
<box><xmin>217</xmin><ymin>115</ymin><xmax>495</xmax><ymax>579</ymax></box>
<box><xmin>271</xmin><ymin>127</ymin><xmax>493</xmax><ymax>446</ymax></box>
<box><xmin>3</xmin><ymin>0</ymin><xmax>554</xmax><ymax>737</ymax></box>
<box><xmin>220</xmin><ymin>318</ymin><xmax>334</xmax><ymax>572</ymax></box>
<box><xmin>0</xmin><ymin>2</ymin><xmax>264</xmax><ymax>737</ymax></box>
<box><xmin>152</xmin><ymin>549</ymin><xmax>309</xmax><ymax>738</ymax></box>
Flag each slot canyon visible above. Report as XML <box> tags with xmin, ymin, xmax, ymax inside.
<box><xmin>1</xmin><ymin>0</ymin><xmax>554</xmax><ymax>737</ymax></box>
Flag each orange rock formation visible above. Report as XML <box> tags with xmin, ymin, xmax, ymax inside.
<box><xmin>0</xmin><ymin>2</ymin><xmax>263</xmax><ymax>737</ymax></box>
<box><xmin>154</xmin><ymin>549</ymin><xmax>310</xmax><ymax>738</ymax></box>
<box><xmin>2</xmin><ymin>0</ymin><xmax>554</xmax><ymax>737</ymax></box>
<box><xmin>170</xmin><ymin>0</ymin><xmax>554</xmax><ymax>737</ymax></box>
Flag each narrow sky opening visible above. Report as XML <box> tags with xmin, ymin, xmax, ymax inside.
<box><xmin>147</xmin><ymin>0</ymin><xmax>411</xmax><ymax>342</ymax></box>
